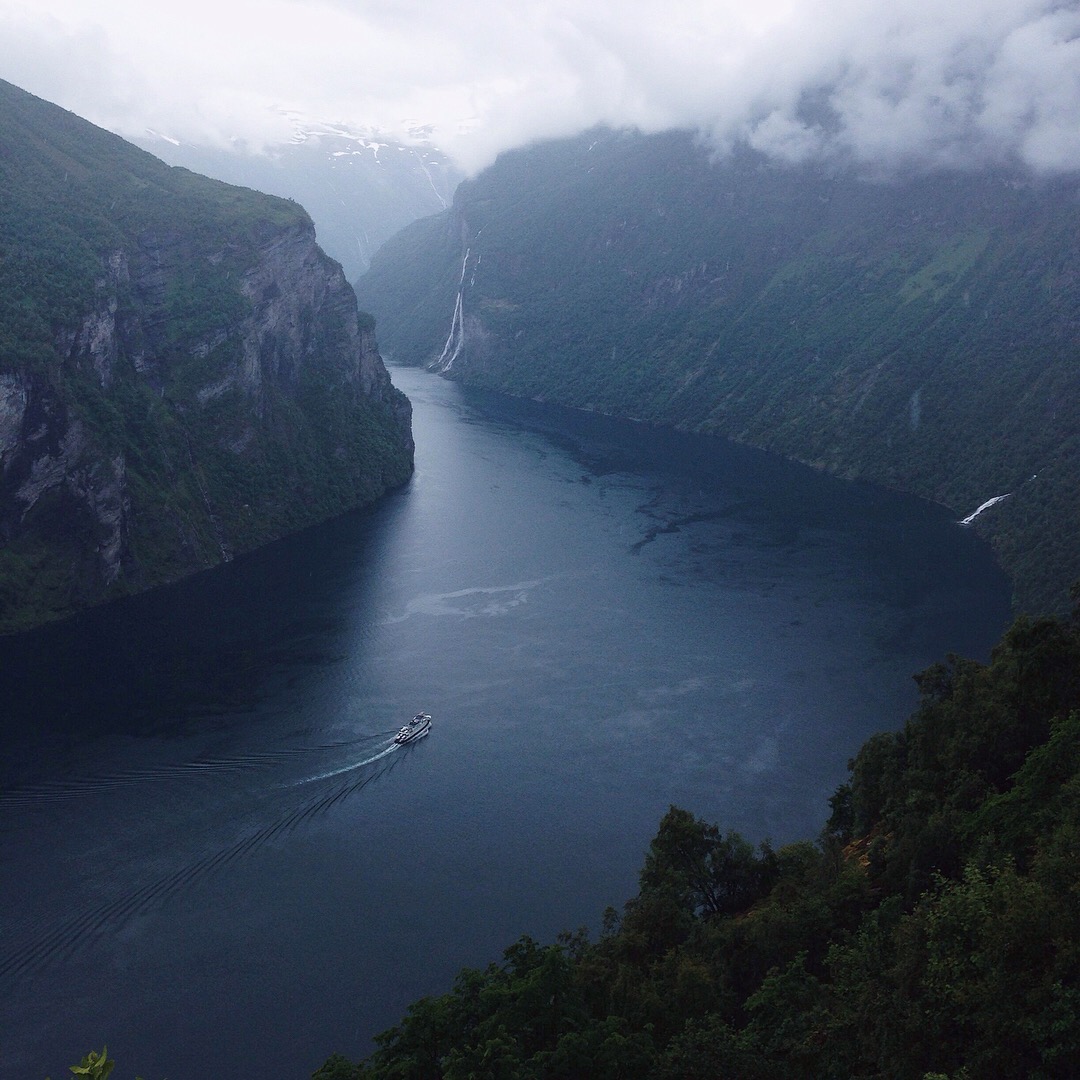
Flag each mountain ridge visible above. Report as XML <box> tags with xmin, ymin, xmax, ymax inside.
<box><xmin>0</xmin><ymin>79</ymin><xmax>413</xmax><ymax>634</ymax></box>
<box><xmin>356</xmin><ymin>127</ymin><xmax>1080</xmax><ymax>614</ymax></box>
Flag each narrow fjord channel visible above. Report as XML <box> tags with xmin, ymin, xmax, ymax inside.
<box><xmin>1</xmin><ymin>364</ymin><xmax>1009</xmax><ymax>1080</ymax></box>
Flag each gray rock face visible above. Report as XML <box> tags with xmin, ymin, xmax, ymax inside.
<box><xmin>235</xmin><ymin>223</ymin><xmax>392</xmax><ymax>401</ymax></box>
<box><xmin>0</xmin><ymin>376</ymin><xmax>29</xmax><ymax>460</ymax></box>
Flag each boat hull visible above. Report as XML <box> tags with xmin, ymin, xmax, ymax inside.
<box><xmin>394</xmin><ymin>713</ymin><xmax>432</xmax><ymax>744</ymax></box>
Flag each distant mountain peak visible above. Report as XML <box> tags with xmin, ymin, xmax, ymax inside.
<box><xmin>134</xmin><ymin>116</ymin><xmax>462</xmax><ymax>280</ymax></box>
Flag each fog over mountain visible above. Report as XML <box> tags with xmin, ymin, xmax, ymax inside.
<box><xmin>1</xmin><ymin>0</ymin><xmax>1077</xmax><ymax>175</ymax></box>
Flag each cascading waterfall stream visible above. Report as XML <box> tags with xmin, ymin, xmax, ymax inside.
<box><xmin>433</xmin><ymin>247</ymin><xmax>471</xmax><ymax>372</ymax></box>
<box><xmin>416</xmin><ymin>157</ymin><xmax>449</xmax><ymax>208</ymax></box>
<box><xmin>957</xmin><ymin>473</ymin><xmax>1041</xmax><ymax>527</ymax></box>
<box><xmin>958</xmin><ymin>493</ymin><xmax>1012</xmax><ymax>526</ymax></box>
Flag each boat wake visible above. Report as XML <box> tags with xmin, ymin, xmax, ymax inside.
<box><xmin>383</xmin><ymin>580</ymin><xmax>543</xmax><ymax>624</ymax></box>
<box><xmin>295</xmin><ymin>739</ymin><xmax>400</xmax><ymax>783</ymax></box>
<box><xmin>0</xmin><ymin>738</ymin><xmax>411</xmax><ymax>985</ymax></box>
<box><xmin>0</xmin><ymin>734</ymin><xmax>391</xmax><ymax>810</ymax></box>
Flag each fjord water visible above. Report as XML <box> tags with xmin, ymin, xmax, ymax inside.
<box><xmin>1</xmin><ymin>365</ymin><xmax>1008</xmax><ymax>1080</ymax></box>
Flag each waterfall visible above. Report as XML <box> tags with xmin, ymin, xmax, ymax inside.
<box><xmin>432</xmin><ymin>247</ymin><xmax>470</xmax><ymax>373</ymax></box>
<box><xmin>958</xmin><ymin>493</ymin><xmax>1011</xmax><ymax>526</ymax></box>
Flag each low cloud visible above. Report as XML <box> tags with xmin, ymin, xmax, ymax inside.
<box><xmin>0</xmin><ymin>0</ymin><xmax>1077</xmax><ymax>175</ymax></box>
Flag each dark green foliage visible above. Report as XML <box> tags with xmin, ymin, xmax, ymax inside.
<box><xmin>357</xmin><ymin>127</ymin><xmax>1080</xmax><ymax>614</ymax></box>
<box><xmin>46</xmin><ymin>1047</ymin><xmax>160</xmax><ymax>1080</ymax></box>
<box><xmin>66</xmin><ymin>1048</ymin><xmax>114</xmax><ymax>1079</ymax></box>
<box><xmin>321</xmin><ymin>608</ymin><xmax>1080</xmax><ymax>1078</ymax></box>
<box><xmin>312</xmin><ymin>1053</ymin><xmax>370</xmax><ymax>1080</ymax></box>
<box><xmin>639</xmin><ymin>807</ymin><xmax>777</xmax><ymax>918</ymax></box>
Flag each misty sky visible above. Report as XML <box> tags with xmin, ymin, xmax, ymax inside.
<box><xmin>0</xmin><ymin>0</ymin><xmax>1077</xmax><ymax>174</ymax></box>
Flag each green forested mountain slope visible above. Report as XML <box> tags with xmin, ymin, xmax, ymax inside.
<box><xmin>356</xmin><ymin>128</ymin><xmax>1080</xmax><ymax>614</ymax></box>
<box><xmin>0</xmin><ymin>80</ymin><xmax>413</xmax><ymax>633</ymax></box>
<box><xmin>318</xmin><ymin>606</ymin><xmax>1080</xmax><ymax>1079</ymax></box>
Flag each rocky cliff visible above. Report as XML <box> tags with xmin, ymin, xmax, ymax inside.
<box><xmin>0</xmin><ymin>79</ymin><xmax>413</xmax><ymax>633</ymax></box>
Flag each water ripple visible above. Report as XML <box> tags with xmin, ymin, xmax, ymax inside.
<box><xmin>0</xmin><ymin>734</ymin><xmax>393</xmax><ymax>810</ymax></box>
<box><xmin>0</xmin><ymin>738</ymin><xmax>414</xmax><ymax>984</ymax></box>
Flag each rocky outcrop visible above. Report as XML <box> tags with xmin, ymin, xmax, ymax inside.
<box><xmin>0</xmin><ymin>78</ymin><xmax>413</xmax><ymax>633</ymax></box>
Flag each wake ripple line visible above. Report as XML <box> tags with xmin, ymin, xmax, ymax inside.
<box><xmin>0</xmin><ymin>735</ymin><xmax>394</xmax><ymax>809</ymax></box>
<box><xmin>297</xmin><ymin>742</ymin><xmax>399</xmax><ymax>784</ymax></box>
<box><xmin>0</xmin><ymin>743</ymin><xmax>409</xmax><ymax>984</ymax></box>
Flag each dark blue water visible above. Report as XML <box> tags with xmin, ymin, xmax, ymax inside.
<box><xmin>0</xmin><ymin>365</ymin><xmax>1009</xmax><ymax>1080</ymax></box>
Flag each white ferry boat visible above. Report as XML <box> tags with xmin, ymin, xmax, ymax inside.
<box><xmin>394</xmin><ymin>712</ymin><xmax>432</xmax><ymax>744</ymax></box>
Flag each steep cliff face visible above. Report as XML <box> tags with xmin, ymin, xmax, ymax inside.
<box><xmin>0</xmin><ymin>80</ymin><xmax>413</xmax><ymax>633</ymax></box>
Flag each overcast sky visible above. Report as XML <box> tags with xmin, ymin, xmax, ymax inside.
<box><xmin>0</xmin><ymin>0</ymin><xmax>1078</xmax><ymax>174</ymax></box>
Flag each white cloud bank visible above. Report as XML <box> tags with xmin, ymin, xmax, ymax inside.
<box><xmin>0</xmin><ymin>0</ymin><xmax>1077</xmax><ymax>174</ymax></box>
